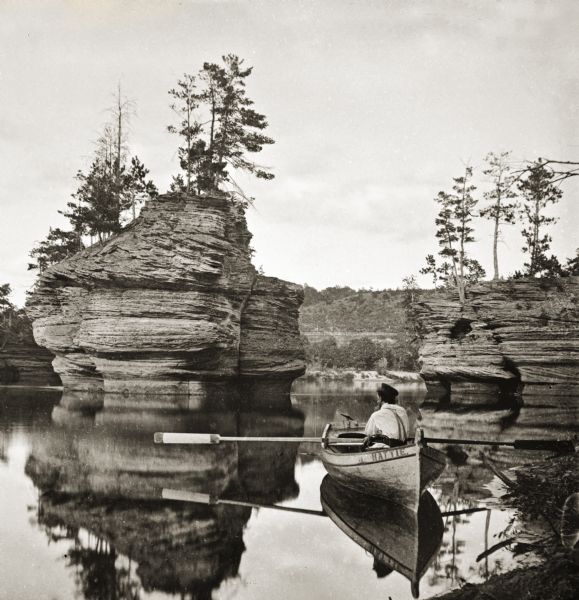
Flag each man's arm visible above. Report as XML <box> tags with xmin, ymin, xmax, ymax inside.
<box><xmin>364</xmin><ymin>414</ymin><xmax>376</xmax><ymax>435</ymax></box>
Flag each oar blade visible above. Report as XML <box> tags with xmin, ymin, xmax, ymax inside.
<box><xmin>162</xmin><ymin>488</ymin><xmax>216</xmax><ymax>504</ymax></box>
<box><xmin>154</xmin><ymin>432</ymin><xmax>220</xmax><ymax>444</ymax></box>
<box><xmin>513</xmin><ymin>439</ymin><xmax>575</xmax><ymax>453</ymax></box>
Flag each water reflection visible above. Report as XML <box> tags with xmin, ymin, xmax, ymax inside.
<box><xmin>36</xmin><ymin>492</ymin><xmax>249</xmax><ymax>599</ymax></box>
<box><xmin>321</xmin><ymin>475</ymin><xmax>443</xmax><ymax>598</ymax></box>
<box><xmin>23</xmin><ymin>394</ymin><xmax>305</xmax><ymax>599</ymax></box>
<box><xmin>1</xmin><ymin>381</ymin><xmax>577</xmax><ymax>599</ymax></box>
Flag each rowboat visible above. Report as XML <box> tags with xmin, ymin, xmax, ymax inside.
<box><xmin>320</xmin><ymin>423</ymin><xmax>447</xmax><ymax>508</ymax></box>
<box><xmin>320</xmin><ymin>474</ymin><xmax>443</xmax><ymax>598</ymax></box>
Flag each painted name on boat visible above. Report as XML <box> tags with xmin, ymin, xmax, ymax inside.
<box><xmin>356</xmin><ymin>446</ymin><xmax>414</xmax><ymax>464</ymax></box>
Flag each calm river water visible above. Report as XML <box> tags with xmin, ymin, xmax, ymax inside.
<box><xmin>1</xmin><ymin>380</ymin><xmax>577</xmax><ymax>600</ymax></box>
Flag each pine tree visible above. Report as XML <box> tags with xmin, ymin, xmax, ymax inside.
<box><xmin>210</xmin><ymin>54</ymin><xmax>275</xmax><ymax>189</ymax></box>
<box><xmin>480</xmin><ymin>151</ymin><xmax>518</xmax><ymax>280</ymax></box>
<box><xmin>168</xmin><ymin>55</ymin><xmax>274</xmax><ymax>195</ymax></box>
<box><xmin>28</xmin><ymin>228</ymin><xmax>83</xmax><ymax>272</ymax></box>
<box><xmin>518</xmin><ymin>161</ymin><xmax>562</xmax><ymax>276</ymax></box>
<box><xmin>167</xmin><ymin>74</ymin><xmax>202</xmax><ymax>194</ymax></box>
<box><xmin>422</xmin><ymin>166</ymin><xmax>485</xmax><ymax>303</ymax></box>
<box><xmin>125</xmin><ymin>156</ymin><xmax>158</xmax><ymax>220</ymax></box>
<box><xmin>32</xmin><ymin>88</ymin><xmax>156</xmax><ymax>270</ymax></box>
<box><xmin>565</xmin><ymin>249</ymin><xmax>579</xmax><ymax>275</ymax></box>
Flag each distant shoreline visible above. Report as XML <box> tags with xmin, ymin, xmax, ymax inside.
<box><xmin>300</xmin><ymin>368</ymin><xmax>424</xmax><ymax>383</ymax></box>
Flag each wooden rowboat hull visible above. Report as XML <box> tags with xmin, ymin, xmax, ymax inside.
<box><xmin>321</xmin><ymin>426</ymin><xmax>446</xmax><ymax>508</ymax></box>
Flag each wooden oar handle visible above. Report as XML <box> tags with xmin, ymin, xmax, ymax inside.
<box><xmin>155</xmin><ymin>432</ymin><xmax>220</xmax><ymax>444</ymax></box>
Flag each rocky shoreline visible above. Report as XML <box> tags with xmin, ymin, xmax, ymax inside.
<box><xmin>416</xmin><ymin>277</ymin><xmax>579</xmax><ymax>398</ymax></box>
<box><xmin>428</xmin><ymin>453</ymin><xmax>579</xmax><ymax>600</ymax></box>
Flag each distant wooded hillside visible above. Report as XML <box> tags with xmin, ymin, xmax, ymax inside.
<box><xmin>299</xmin><ymin>285</ymin><xmax>432</xmax><ymax>371</ymax></box>
<box><xmin>300</xmin><ymin>285</ymin><xmax>407</xmax><ymax>335</ymax></box>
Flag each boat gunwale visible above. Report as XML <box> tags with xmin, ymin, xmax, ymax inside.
<box><xmin>321</xmin><ymin>448</ymin><xmax>418</xmax><ymax>467</ymax></box>
<box><xmin>321</xmin><ymin>423</ymin><xmax>447</xmax><ymax>466</ymax></box>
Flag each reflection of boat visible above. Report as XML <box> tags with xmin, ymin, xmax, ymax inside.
<box><xmin>320</xmin><ymin>475</ymin><xmax>443</xmax><ymax>598</ymax></box>
<box><xmin>320</xmin><ymin>424</ymin><xmax>446</xmax><ymax>507</ymax></box>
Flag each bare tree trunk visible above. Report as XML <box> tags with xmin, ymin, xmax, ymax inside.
<box><xmin>186</xmin><ymin>105</ymin><xmax>191</xmax><ymax>194</ymax></box>
<box><xmin>457</xmin><ymin>174</ymin><xmax>467</xmax><ymax>304</ymax></box>
<box><xmin>444</xmin><ymin>225</ymin><xmax>464</xmax><ymax>304</ymax></box>
<box><xmin>493</xmin><ymin>213</ymin><xmax>500</xmax><ymax>280</ymax></box>
<box><xmin>531</xmin><ymin>197</ymin><xmax>540</xmax><ymax>275</ymax></box>
<box><xmin>493</xmin><ymin>173</ymin><xmax>503</xmax><ymax>280</ymax></box>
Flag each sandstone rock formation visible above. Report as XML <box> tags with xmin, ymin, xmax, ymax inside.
<box><xmin>416</xmin><ymin>277</ymin><xmax>579</xmax><ymax>397</ymax></box>
<box><xmin>26</xmin><ymin>193</ymin><xmax>305</xmax><ymax>399</ymax></box>
<box><xmin>0</xmin><ymin>314</ymin><xmax>61</xmax><ymax>386</ymax></box>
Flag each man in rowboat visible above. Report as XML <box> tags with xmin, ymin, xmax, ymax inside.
<box><xmin>363</xmin><ymin>383</ymin><xmax>410</xmax><ymax>448</ymax></box>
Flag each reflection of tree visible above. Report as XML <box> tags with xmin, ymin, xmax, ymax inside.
<box><xmin>428</xmin><ymin>476</ymin><xmax>509</xmax><ymax>590</ymax></box>
<box><xmin>66</xmin><ymin>537</ymin><xmax>140</xmax><ymax>600</ymax></box>
<box><xmin>0</xmin><ymin>433</ymin><xmax>7</xmax><ymax>463</ymax></box>
<box><xmin>35</xmin><ymin>492</ymin><xmax>249</xmax><ymax>600</ymax></box>
<box><xmin>37</xmin><ymin>503</ymin><xmax>142</xmax><ymax>600</ymax></box>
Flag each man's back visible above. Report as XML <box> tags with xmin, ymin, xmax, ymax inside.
<box><xmin>364</xmin><ymin>404</ymin><xmax>410</xmax><ymax>441</ymax></box>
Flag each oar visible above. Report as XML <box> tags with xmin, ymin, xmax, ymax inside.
<box><xmin>154</xmin><ymin>432</ymin><xmax>364</xmax><ymax>446</ymax></box>
<box><xmin>423</xmin><ymin>436</ymin><xmax>575</xmax><ymax>453</ymax></box>
<box><xmin>161</xmin><ymin>488</ymin><xmax>326</xmax><ymax>516</ymax></box>
<box><xmin>154</xmin><ymin>432</ymin><xmax>574</xmax><ymax>452</ymax></box>
<box><xmin>163</xmin><ymin>487</ymin><xmax>488</xmax><ymax>519</ymax></box>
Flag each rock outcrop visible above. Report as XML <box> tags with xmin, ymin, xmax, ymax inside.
<box><xmin>0</xmin><ymin>314</ymin><xmax>61</xmax><ymax>386</ymax></box>
<box><xmin>26</xmin><ymin>193</ymin><xmax>305</xmax><ymax>398</ymax></box>
<box><xmin>416</xmin><ymin>277</ymin><xmax>579</xmax><ymax>397</ymax></box>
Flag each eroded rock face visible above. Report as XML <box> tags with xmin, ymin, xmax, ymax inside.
<box><xmin>26</xmin><ymin>193</ymin><xmax>305</xmax><ymax>396</ymax></box>
<box><xmin>416</xmin><ymin>277</ymin><xmax>579</xmax><ymax>397</ymax></box>
<box><xmin>0</xmin><ymin>315</ymin><xmax>61</xmax><ymax>386</ymax></box>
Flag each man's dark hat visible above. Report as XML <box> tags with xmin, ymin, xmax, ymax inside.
<box><xmin>377</xmin><ymin>382</ymin><xmax>399</xmax><ymax>400</ymax></box>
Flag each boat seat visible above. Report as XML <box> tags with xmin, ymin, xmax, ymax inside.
<box><xmin>362</xmin><ymin>434</ymin><xmax>405</xmax><ymax>450</ymax></box>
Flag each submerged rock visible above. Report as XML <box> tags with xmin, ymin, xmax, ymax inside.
<box><xmin>416</xmin><ymin>277</ymin><xmax>579</xmax><ymax>398</ymax></box>
<box><xmin>26</xmin><ymin>193</ymin><xmax>305</xmax><ymax>398</ymax></box>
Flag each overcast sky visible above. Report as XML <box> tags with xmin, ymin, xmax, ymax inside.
<box><xmin>1</xmin><ymin>0</ymin><xmax>578</xmax><ymax>306</ymax></box>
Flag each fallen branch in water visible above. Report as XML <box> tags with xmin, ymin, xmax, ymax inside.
<box><xmin>481</xmin><ymin>454</ymin><xmax>518</xmax><ymax>489</ymax></box>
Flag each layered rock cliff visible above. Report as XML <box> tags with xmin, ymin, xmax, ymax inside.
<box><xmin>0</xmin><ymin>314</ymin><xmax>61</xmax><ymax>386</ymax></box>
<box><xmin>26</xmin><ymin>193</ymin><xmax>305</xmax><ymax>397</ymax></box>
<box><xmin>416</xmin><ymin>277</ymin><xmax>579</xmax><ymax>397</ymax></box>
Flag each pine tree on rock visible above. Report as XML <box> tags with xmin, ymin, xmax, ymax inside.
<box><xmin>167</xmin><ymin>74</ymin><xmax>202</xmax><ymax>194</ymax></box>
<box><xmin>422</xmin><ymin>166</ymin><xmax>485</xmax><ymax>304</ymax></box>
<box><xmin>480</xmin><ymin>151</ymin><xmax>518</xmax><ymax>280</ymax></box>
<box><xmin>31</xmin><ymin>87</ymin><xmax>157</xmax><ymax>271</ymax></box>
<box><xmin>28</xmin><ymin>228</ymin><xmax>82</xmax><ymax>272</ymax></box>
<box><xmin>518</xmin><ymin>160</ymin><xmax>562</xmax><ymax>277</ymax></box>
<box><xmin>168</xmin><ymin>55</ymin><xmax>275</xmax><ymax>196</ymax></box>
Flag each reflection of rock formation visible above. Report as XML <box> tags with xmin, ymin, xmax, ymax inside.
<box><xmin>421</xmin><ymin>396</ymin><xmax>578</xmax><ymax>451</ymax></box>
<box><xmin>25</xmin><ymin>398</ymin><xmax>305</xmax><ymax>598</ymax></box>
<box><xmin>236</xmin><ymin>407</ymin><xmax>304</xmax><ymax>502</ymax></box>
<box><xmin>0</xmin><ymin>387</ymin><xmax>61</xmax><ymax>430</ymax></box>
<box><xmin>321</xmin><ymin>476</ymin><xmax>443</xmax><ymax>598</ymax></box>
<box><xmin>416</xmin><ymin>277</ymin><xmax>579</xmax><ymax>397</ymax></box>
<box><xmin>26</xmin><ymin>193</ymin><xmax>305</xmax><ymax>398</ymax></box>
<box><xmin>420</xmin><ymin>395</ymin><xmax>579</xmax><ymax>501</ymax></box>
<box><xmin>38</xmin><ymin>494</ymin><xmax>249</xmax><ymax>599</ymax></box>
